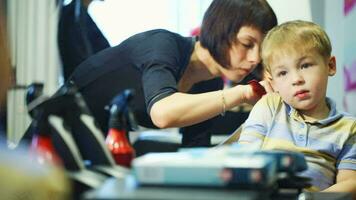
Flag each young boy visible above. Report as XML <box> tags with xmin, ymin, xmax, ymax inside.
<box><xmin>238</xmin><ymin>20</ymin><xmax>356</xmax><ymax>195</ymax></box>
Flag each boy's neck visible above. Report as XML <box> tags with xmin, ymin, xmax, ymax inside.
<box><xmin>297</xmin><ymin>99</ymin><xmax>330</xmax><ymax>122</ymax></box>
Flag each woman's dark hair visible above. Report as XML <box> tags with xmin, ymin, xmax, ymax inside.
<box><xmin>200</xmin><ymin>0</ymin><xmax>277</xmax><ymax>68</ymax></box>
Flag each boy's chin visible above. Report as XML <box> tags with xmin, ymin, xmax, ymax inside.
<box><xmin>288</xmin><ymin>101</ymin><xmax>315</xmax><ymax>111</ymax></box>
<box><xmin>294</xmin><ymin>103</ymin><xmax>320</xmax><ymax>113</ymax></box>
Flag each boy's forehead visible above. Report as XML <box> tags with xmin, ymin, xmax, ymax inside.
<box><xmin>269</xmin><ymin>47</ymin><xmax>317</xmax><ymax>67</ymax></box>
<box><xmin>269</xmin><ymin>47</ymin><xmax>299</xmax><ymax>63</ymax></box>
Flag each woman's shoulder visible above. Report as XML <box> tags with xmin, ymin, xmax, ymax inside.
<box><xmin>123</xmin><ymin>29</ymin><xmax>191</xmax><ymax>54</ymax></box>
<box><xmin>144</xmin><ymin>29</ymin><xmax>178</xmax><ymax>35</ymax></box>
<box><xmin>127</xmin><ymin>29</ymin><xmax>193</xmax><ymax>66</ymax></box>
<box><xmin>128</xmin><ymin>29</ymin><xmax>184</xmax><ymax>43</ymax></box>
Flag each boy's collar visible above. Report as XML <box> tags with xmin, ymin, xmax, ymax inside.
<box><xmin>286</xmin><ymin>97</ymin><xmax>342</xmax><ymax>124</ymax></box>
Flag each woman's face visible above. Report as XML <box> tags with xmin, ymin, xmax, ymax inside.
<box><xmin>220</xmin><ymin>26</ymin><xmax>263</xmax><ymax>82</ymax></box>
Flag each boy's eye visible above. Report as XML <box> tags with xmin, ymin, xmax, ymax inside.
<box><xmin>301</xmin><ymin>63</ymin><xmax>312</xmax><ymax>69</ymax></box>
<box><xmin>277</xmin><ymin>71</ymin><xmax>287</xmax><ymax>77</ymax></box>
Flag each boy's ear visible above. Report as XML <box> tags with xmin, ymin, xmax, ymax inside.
<box><xmin>328</xmin><ymin>56</ymin><xmax>336</xmax><ymax>76</ymax></box>
<box><xmin>263</xmin><ymin>70</ymin><xmax>272</xmax><ymax>81</ymax></box>
<box><xmin>263</xmin><ymin>71</ymin><xmax>278</xmax><ymax>92</ymax></box>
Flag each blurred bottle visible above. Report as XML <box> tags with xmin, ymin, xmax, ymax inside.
<box><xmin>106</xmin><ymin>89</ymin><xmax>137</xmax><ymax>168</ymax></box>
<box><xmin>26</xmin><ymin>83</ymin><xmax>62</xmax><ymax>165</ymax></box>
<box><xmin>30</xmin><ymin>134</ymin><xmax>62</xmax><ymax>165</ymax></box>
<box><xmin>106</xmin><ymin>128</ymin><xmax>135</xmax><ymax>168</ymax></box>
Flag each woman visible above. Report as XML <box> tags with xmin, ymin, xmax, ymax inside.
<box><xmin>66</xmin><ymin>0</ymin><xmax>277</xmax><ymax>147</ymax></box>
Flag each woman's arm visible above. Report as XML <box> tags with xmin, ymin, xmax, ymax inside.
<box><xmin>323</xmin><ymin>169</ymin><xmax>356</xmax><ymax>199</ymax></box>
<box><xmin>150</xmin><ymin>84</ymin><xmax>254</xmax><ymax>128</ymax></box>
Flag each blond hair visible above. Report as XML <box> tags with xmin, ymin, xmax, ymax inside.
<box><xmin>261</xmin><ymin>20</ymin><xmax>332</xmax><ymax>75</ymax></box>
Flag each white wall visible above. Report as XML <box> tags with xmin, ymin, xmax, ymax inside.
<box><xmin>324</xmin><ymin>1</ymin><xmax>345</xmax><ymax>112</ymax></box>
<box><xmin>267</xmin><ymin>0</ymin><xmax>312</xmax><ymax>24</ymax></box>
<box><xmin>6</xmin><ymin>0</ymin><xmax>61</xmax><ymax>146</ymax></box>
<box><xmin>89</xmin><ymin>0</ymin><xmax>212</xmax><ymax>46</ymax></box>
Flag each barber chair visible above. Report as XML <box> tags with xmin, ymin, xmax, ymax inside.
<box><xmin>53</xmin><ymin>86</ymin><xmax>129</xmax><ymax>177</ymax></box>
<box><xmin>25</xmin><ymin>84</ymin><xmax>129</xmax><ymax>197</ymax></box>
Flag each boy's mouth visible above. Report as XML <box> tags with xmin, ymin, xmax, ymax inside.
<box><xmin>294</xmin><ymin>90</ymin><xmax>310</xmax><ymax>99</ymax></box>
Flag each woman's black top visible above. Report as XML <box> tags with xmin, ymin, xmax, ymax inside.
<box><xmin>68</xmin><ymin>29</ymin><xmax>223</xmax><ymax>147</ymax></box>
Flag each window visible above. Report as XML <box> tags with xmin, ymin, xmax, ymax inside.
<box><xmin>88</xmin><ymin>0</ymin><xmax>212</xmax><ymax>46</ymax></box>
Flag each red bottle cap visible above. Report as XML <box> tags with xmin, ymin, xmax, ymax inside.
<box><xmin>248</xmin><ymin>80</ymin><xmax>266</xmax><ymax>97</ymax></box>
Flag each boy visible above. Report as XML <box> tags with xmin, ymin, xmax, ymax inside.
<box><xmin>238</xmin><ymin>20</ymin><xmax>356</xmax><ymax>195</ymax></box>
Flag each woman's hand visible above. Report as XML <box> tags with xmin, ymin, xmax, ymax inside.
<box><xmin>242</xmin><ymin>79</ymin><xmax>274</xmax><ymax>105</ymax></box>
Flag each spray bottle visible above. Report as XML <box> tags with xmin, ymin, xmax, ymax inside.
<box><xmin>105</xmin><ymin>89</ymin><xmax>137</xmax><ymax>168</ymax></box>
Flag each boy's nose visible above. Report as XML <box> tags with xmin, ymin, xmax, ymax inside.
<box><xmin>292</xmin><ymin>72</ymin><xmax>305</xmax><ymax>85</ymax></box>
